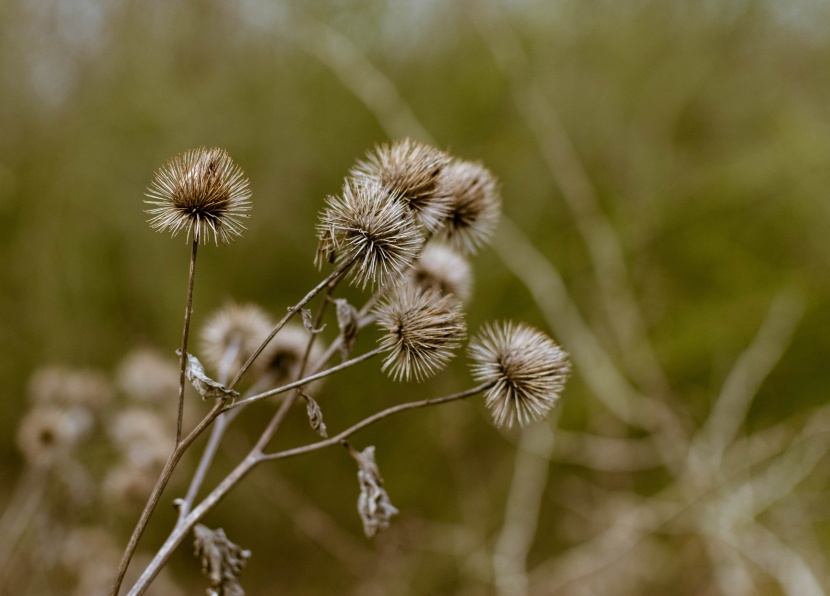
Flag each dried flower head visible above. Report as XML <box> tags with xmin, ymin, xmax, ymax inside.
<box><xmin>316</xmin><ymin>178</ymin><xmax>424</xmax><ymax>288</ymax></box>
<box><xmin>259</xmin><ymin>323</ymin><xmax>324</xmax><ymax>388</ymax></box>
<box><xmin>374</xmin><ymin>285</ymin><xmax>467</xmax><ymax>382</ymax></box>
<box><xmin>116</xmin><ymin>348</ymin><xmax>179</xmax><ymax>405</ymax></box>
<box><xmin>28</xmin><ymin>365</ymin><xmax>113</xmax><ymax>411</ymax></box>
<box><xmin>468</xmin><ymin>322</ymin><xmax>570</xmax><ymax>429</ymax></box>
<box><xmin>103</xmin><ymin>463</ymin><xmax>160</xmax><ymax>508</ymax></box>
<box><xmin>200</xmin><ymin>303</ymin><xmax>274</xmax><ymax>382</ymax></box>
<box><xmin>145</xmin><ymin>147</ymin><xmax>252</xmax><ymax>245</ymax></box>
<box><xmin>16</xmin><ymin>407</ymin><xmax>91</xmax><ymax>466</ymax></box>
<box><xmin>109</xmin><ymin>408</ymin><xmax>170</xmax><ymax>468</ymax></box>
<box><xmin>351</xmin><ymin>138</ymin><xmax>452</xmax><ymax>234</ymax></box>
<box><xmin>410</xmin><ymin>243</ymin><xmax>473</xmax><ymax>302</ymax></box>
<box><xmin>437</xmin><ymin>159</ymin><xmax>501</xmax><ymax>254</ymax></box>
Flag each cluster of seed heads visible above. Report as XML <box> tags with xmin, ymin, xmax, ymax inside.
<box><xmin>145</xmin><ymin>139</ymin><xmax>570</xmax><ymax>429</ymax></box>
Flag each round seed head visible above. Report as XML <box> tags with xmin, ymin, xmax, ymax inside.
<box><xmin>200</xmin><ymin>302</ymin><xmax>274</xmax><ymax>382</ymax></box>
<box><xmin>468</xmin><ymin>322</ymin><xmax>570</xmax><ymax>429</ymax></box>
<box><xmin>116</xmin><ymin>348</ymin><xmax>179</xmax><ymax>405</ymax></box>
<box><xmin>16</xmin><ymin>407</ymin><xmax>91</xmax><ymax>466</ymax></box>
<box><xmin>410</xmin><ymin>243</ymin><xmax>473</xmax><ymax>302</ymax></box>
<box><xmin>375</xmin><ymin>285</ymin><xmax>467</xmax><ymax>382</ymax></box>
<box><xmin>437</xmin><ymin>159</ymin><xmax>501</xmax><ymax>254</ymax></box>
<box><xmin>109</xmin><ymin>408</ymin><xmax>170</xmax><ymax>469</ymax></box>
<box><xmin>103</xmin><ymin>463</ymin><xmax>160</xmax><ymax>509</ymax></box>
<box><xmin>145</xmin><ymin>147</ymin><xmax>252</xmax><ymax>245</ymax></box>
<box><xmin>350</xmin><ymin>138</ymin><xmax>452</xmax><ymax>233</ymax></box>
<box><xmin>315</xmin><ymin>178</ymin><xmax>424</xmax><ymax>289</ymax></box>
<box><xmin>259</xmin><ymin>323</ymin><xmax>325</xmax><ymax>389</ymax></box>
<box><xmin>27</xmin><ymin>366</ymin><xmax>113</xmax><ymax>411</ymax></box>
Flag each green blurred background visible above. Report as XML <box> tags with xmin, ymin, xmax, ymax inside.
<box><xmin>2</xmin><ymin>0</ymin><xmax>830</xmax><ymax>594</ymax></box>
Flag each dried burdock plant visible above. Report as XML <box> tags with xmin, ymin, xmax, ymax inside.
<box><xmin>374</xmin><ymin>285</ymin><xmax>467</xmax><ymax>382</ymax></box>
<box><xmin>16</xmin><ymin>407</ymin><xmax>91</xmax><ymax>466</ymax></box>
<box><xmin>351</xmin><ymin>137</ymin><xmax>452</xmax><ymax>234</ymax></box>
<box><xmin>410</xmin><ymin>242</ymin><xmax>473</xmax><ymax>302</ymax></box>
<box><xmin>437</xmin><ymin>159</ymin><xmax>501</xmax><ymax>254</ymax></box>
<box><xmin>145</xmin><ymin>147</ymin><xmax>252</xmax><ymax>246</ymax></box>
<box><xmin>468</xmin><ymin>321</ymin><xmax>571</xmax><ymax>428</ymax></box>
<box><xmin>116</xmin><ymin>349</ymin><xmax>179</xmax><ymax>406</ymax></box>
<box><xmin>200</xmin><ymin>303</ymin><xmax>274</xmax><ymax>383</ymax></box>
<box><xmin>93</xmin><ymin>141</ymin><xmax>568</xmax><ymax>596</ymax></box>
<box><xmin>315</xmin><ymin>178</ymin><xmax>424</xmax><ymax>288</ymax></box>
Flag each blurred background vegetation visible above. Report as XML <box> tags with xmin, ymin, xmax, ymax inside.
<box><xmin>2</xmin><ymin>0</ymin><xmax>830</xmax><ymax>594</ymax></box>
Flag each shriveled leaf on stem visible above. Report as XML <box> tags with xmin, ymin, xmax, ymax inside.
<box><xmin>301</xmin><ymin>391</ymin><xmax>328</xmax><ymax>437</ymax></box>
<box><xmin>178</xmin><ymin>351</ymin><xmax>240</xmax><ymax>401</ymax></box>
<box><xmin>193</xmin><ymin>524</ymin><xmax>251</xmax><ymax>596</ymax></box>
<box><xmin>345</xmin><ymin>443</ymin><xmax>398</xmax><ymax>538</ymax></box>
<box><xmin>301</xmin><ymin>308</ymin><xmax>326</xmax><ymax>334</ymax></box>
<box><xmin>334</xmin><ymin>298</ymin><xmax>360</xmax><ymax>359</ymax></box>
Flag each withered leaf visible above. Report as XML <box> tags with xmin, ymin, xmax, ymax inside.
<box><xmin>193</xmin><ymin>524</ymin><xmax>251</xmax><ymax>596</ymax></box>
<box><xmin>346</xmin><ymin>444</ymin><xmax>398</xmax><ymax>538</ymax></box>
<box><xmin>301</xmin><ymin>391</ymin><xmax>327</xmax><ymax>437</ymax></box>
<box><xmin>177</xmin><ymin>350</ymin><xmax>239</xmax><ymax>401</ymax></box>
<box><xmin>300</xmin><ymin>308</ymin><xmax>326</xmax><ymax>334</ymax></box>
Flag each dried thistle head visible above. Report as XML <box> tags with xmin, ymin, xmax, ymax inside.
<box><xmin>200</xmin><ymin>303</ymin><xmax>274</xmax><ymax>382</ymax></box>
<box><xmin>315</xmin><ymin>178</ymin><xmax>424</xmax><ymax>288</ymax></box>
<box><xmin>103</xmin><ymin>463</ymin><xmax>160</xmax><ymax>509</ymax></box>
<box><xmin>437</xmin><ymin>159</ymin><xmax>501</xmax><ymax>254</ymax></box>
<box><xmin>468</xmin><ymin>322</ymin><xmax>570</xmax><ymax>429</ymax></box>
<box><xmin>28</xmin><ymin>365</ymin><xmax>113</xmax><ymax>411</ymax></box>
<box><xmin>350</xmin><ymin>138</ymin><xmax>452</xmax><ymax>233</ymax></box>
<box><xmin>16</xmin><ymin>407</ymin><xmax>91</xmax><ymax>466</ymax></box>
<box><xmin>410</xmin><ymin>243</ymin><xmax>473</xmax><ymax>302</ymax></box>
<box><xmin>145</xmin><ymin>147</ymin><xmax>252</xmax><ymax>245</ymax></box>
<box><xmin>259</xmin><ymin>323</ymin><xmax>324</xmax><ymax>388</ymax></box>
<box><xmin>116</xmin><ymin>348</ymin><xmax>179</xmax><ymax>405</ymax></box>
<box><xmin>374</xmin><ymin>285</ymin><xmax>467</xmax><ymax>382</ymax></box>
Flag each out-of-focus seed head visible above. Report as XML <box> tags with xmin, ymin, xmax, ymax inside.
<box><xmin>315</xmin><ymin>178</ymin><xmax>424</xmax><ymax>289</ymax></box>
<box><xmin>16</xmin><ymin>407</ymin><xmax>91</xmax><ymax>466</ymax></box>
<box><xmin>258</xmin><ymin>323</ymin><xmax>324</xmax><ymax>388</ymax></box>
<box><xmin>116</xmin><ymin>348</ymin><xmax>179</xmax><ymax>405</ymax></box>
<box><xmin>374</xmin><ymin>285</ymin><xmax>467</xmax><ymax>382</ymax></box>
<box><xmin>102</xmin><ymin>463</ymin><xmax>160</xmax><ymax>509</ymax></box>
<box><xmin>351</xmin><ymin>138</ymin><xmax>452</xmax><ymax>233</ymax></box>
<box><xmin>410</xmin><ymin>243</ymin><xmax>473</xmax><ymax>302</ymax></box>
<box><xmin>468</xmin><ymin>322</ymin><xmax>570</xmax><ymax>429</ymax></box>
<box><xmin>109</xmin><ymin>408</ymin><xmax>170</xmax><ymax>469</ymax></box>
<box><xmin>145</xmin><ymin>147</ymin><xmax>252</xmax><ymax>245</ymax></box>
<box><xmin>437</xmin><ymin>159</ymin><xmax>501</xmax><ymax>254</ymax></box>
<box><xmin>28</xmin><ymin>366</ymin><xmax>113</xmax><ymax>412</ymax></box>
<box><xmin>200</xmin><ymin>303</ymin><xmax>274</xmax><ymax>382</ymax></box>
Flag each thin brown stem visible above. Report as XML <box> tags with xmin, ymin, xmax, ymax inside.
<box><xmin>259</xmin><ymin>382</ymin><xmax>492</xmax><ymax>462</ymax></box>
<box><xmin>226</xmin><ymin>347</ymin><xmax>383</xmax><ymax>411</ymax></box>
<box><xmin>227</xmin><ymin>258</ymin><xmax>355</xmax><ymax>391</ymax></box>
<box><xmin>176</xmin><ymin>238</ymin><xmax>199</xmax><ymax>445</ymax></box>
<box><xmin>110</xmin><ymin>400</ymin><xmax>223</xmax><ymax>596</ymax></box>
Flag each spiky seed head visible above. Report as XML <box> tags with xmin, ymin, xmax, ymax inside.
<box><xmin>16</xmin><ymin>407</ymin><xmax>91</xmax><ymax>466</ymax></box>
<box><xmin>410</xmin><ymin>243</ymin><xmax>473</xmax><ymax>302</ymax></box>
<box><xmin>145</xmin><ymin>147</ymin><xmax>252</xmax><ymax>245</ymax></box>
<box><xmin>200</xmin><ymin>303</ymin><xmax>274</xmax><ymax>382</ymax></box>
<box><xmin>468</xmin><ymin>322</ymin><xmax>570</xmax><ymax>429</ymax></box>
<box><xmin>374</xmin><ymin>285</ymin><xmax>467</xmax><ymax>382</ymax></box>
<box><xmin>259</xmin><ymin>323</ymin><xmax>325</xmax><ymax>388</ymax></box>
<box><xmin>350</xmin><ymin>138</ymin><xmax>452</xmax><ymax>234</ymax></box>
<box><xmin>315</xmin><ymin>178</ymin><xmax>424</xmax><ymax>289</ymax></box>
<box><xmin>437</xmin><ymin>159</ymin><xmax>501</xmax><ymax>254</ymax></box>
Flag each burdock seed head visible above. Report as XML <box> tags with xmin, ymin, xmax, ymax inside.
<box><xmin>410</xmin><ymin>243</ymin><xmax>473</xmax><ymax>302</ymax></box>
<box><xmin>350</xmin><ymin>138</ymin><xmax>452</xmax><ymax>234</ymax></box>
<box><xmin>145</xmin><ymin>147</ymin><xmax>252</xmax><ymax>245</ymax></box>
<box><xmin>315</xmin><ymin>178</ymin><xmax>424</xmax><ymax>289</ymax></box>
<box><xmin>437</xmin><ymin>159</ymin><xmax>501</xmax><ymax>254</ymax></box>
<box><xmin>374</xmin><ymin>285</ymin><xmax>466</xmax><ymax>382</ymax></box>
<box><xmin>468</xmin><ymin>322</ymin><xmax>570</xmax><ymax>429</ymax></box>
<box><xmin>200</xmin><ymin>302</ymin><xmax>274</xmax><ymax>382</ymax></box>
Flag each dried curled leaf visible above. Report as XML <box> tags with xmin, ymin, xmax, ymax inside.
<box><xmin>301</xmin><ymin>391</ymin><xmax>327</xmax><ymax>437</ymax></box>
<box><xmin>346</xmin><ymin>444</ymin><xmax>398</xmax><ymax>538</ymax></box>
<box><xmin>177</xmin><ymin>351</ymin><xmax>240</xmax><ymax>401</ymax></box>
<box><xmin>334</xmin><ymin>298</ymin><xmax>359</xmax><ymax>360</ymax></box>
<box><xmin>193</xmin><ymin>524</ymin><xmax>251</xmax><ymax>596</ymax></box>
<box><xmin>300</xmin><ymin>308</ymin><xmax>326</xmax><ymax>335</ymax></box>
